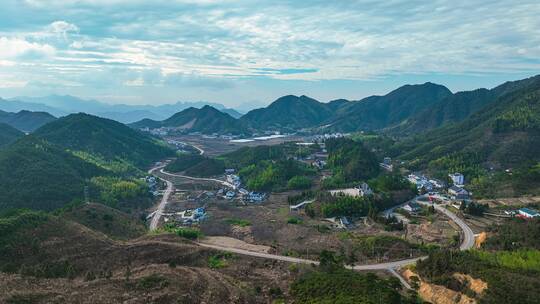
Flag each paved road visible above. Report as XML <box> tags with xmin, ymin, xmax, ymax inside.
<box><xmin>429</xmin><ymin>202</ymin><xmax>475</xmax><ymax>250</ymax></box>
<box><xmin>153</xmin><ymin>166</ymin><xmax>475</xmax><ymax>288</ymax></box>
<box><xmin>148</xmin><ymin>164</ymin><xmax>174</xmax><ymax>231</ymax></box>
<box><xmin>198</xmin><ymin>241</ymin><xmax>424</xmax><ymax>271</ymax></box>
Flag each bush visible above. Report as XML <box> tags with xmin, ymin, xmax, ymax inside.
<box><xmin>225</xmin><ymin>218</ymin><xmax>251</xmax><ymax>227</ymax></box>
<box><xmin>287</xmin><ymin>176</ymin><xmax>312</xmax><ymax>190</ymax></box>
<box><xmin>287</xmin><ymin>217</ymin><xmax>303</xmax><ymax>225</ymax></box>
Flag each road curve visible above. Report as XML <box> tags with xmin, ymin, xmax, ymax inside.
<box><xmin>159</xmin><ymin>169</ymin><xmax>235</xmax><ymax>189</ymax></box>
<box><xmin>432</xmin><ymin>203</ymin><xmax>475</xmax><ymax>250</ymax></box>
<box><xmin>197</xmin><ymin>242</ymin><xmax>424</xmax><ymax>270</ymax></box>
<box><xmin>148</xmin><ymin>164</ymin><xmax>174</xmax><ymax>230</ymax></box>
<box><xmin>153</xmin><ymin>165</ymin><xmax>476</xmax><ymax>287</ymax></box>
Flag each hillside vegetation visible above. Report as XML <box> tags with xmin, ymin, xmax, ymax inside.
<box><xmin>0</xmin><ymin>113</ymin><xmax>174</xmax><ymax>212</ymax></box>
<box><xmin>325</xmin><ymin>82</ymin><xmax>452</xmax><ymax>132</ymax></box>
<box><xmin>0</xmin><ymin>137</ymin><xmax>107</xmax><ymax>211</ymax></box>
<box><xmin>0</xmin><ymin>109</ymin><xmax>56</xmax><ymax>132</ymax></box>
<box><xmin>322</xmin><ymin>138</ymin><xmax>380</xmax><ymax>188</ymax></box>
<box><xmin>165</xmin><ymin>153</ymin><xmax>226</xmax><ymax>177</ymax></box>
<box><xmin>393</xmin><ymin>74</ymin><xmax>540</xmax><ymax>134</ymax></box>
<box><xmin>241</xmin><ymin>95</ymin><xmax>334</xmax><ymax>131</ymax></box>
<box><xmin>394</xmin><ymin>78</ymin><xmax>540</xmax><ymax>197</ymax></box>
<box><xmin>34</xmin><ymin>113</ymin><xmax>174</xmax><ymax>171</ymax></box>
<box><xmin>0</xmin><ymin>123</ymin><xmax>23</xmax><ymax>148</ymax></box>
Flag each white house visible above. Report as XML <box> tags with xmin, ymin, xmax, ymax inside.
<box><xmin>518</xmin><ymin>208</ymin><xmax>540</xmax><ymax>219</ymax></box>
<box><xmin>330</xmin><ymin>188</ymin><xmax>361</xmax><ymax>197</ymax></box>
<box><xmin>330</xmin><ymin>183</ymin><xmax>373</xmax><ymax>198</ymax></box>
<box><xmin>449</xmin><ymin>173</ymin><xmax>464</xmax><ymax>186</ymax></box>
<box><xmin>403</xmin><ymin>202</ymin><xmax>422</xmax><ymax>213</ymax></box>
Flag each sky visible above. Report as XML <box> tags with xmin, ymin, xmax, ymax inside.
<box><xmin>0</xmin><ymin>0</ymin><xmax>539</xmax><ymax>109</ymax></box>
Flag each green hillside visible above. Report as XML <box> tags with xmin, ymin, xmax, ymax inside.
<box><xmin>0</xmin><ymin>137</ymin><xmax>107</xmax><ymax>211</ymax></box>
<box><xmin>131</xmin><ymin>105</ymin><xmax>249</xmax><ymax>135</ymax></box>
<box><xmin>392</xmin><ymin>75</ymin><xmax>540</xmax><ymax>134</ymax></box>
<box><xmin>165</xmin><ymin>153</ymin><xmax>226</xmax><ymax>177</ymax></box>
<box><xmin>240</xmin><ymin>95</ymin><xmax>334</xmax><ymax>131</ymax></box>
<box><xmin>34</xmin><ymin>113</ymin><xmax>174</xmax><ymax>171</ymax></box>
<box><xmin>396</xmin><ymin>78</ymin><xmax>540</xmax><ymax>197</ymax></box>
<box><xmin>0</xmin><ymin>123</ymin><xmax>23</xmax><ymax>148</ymax></box>
<box><xmin>0</xmin><ymin>110</ymin><xmax>56</xmax><ymax>132</ymax></box>
<box><xmin>325</xmin><ymin>82</ymin><xmax>452</xmax><ymax>132</ymax></box>
<box><xmin>0</xmin><ymin>113</ymin><xmax>173</xmax><ymax>212</ymax></box>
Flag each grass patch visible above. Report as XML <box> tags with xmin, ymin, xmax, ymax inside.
<box><xmin>162</xmin><ymin>224</ymin><xmax>203</xmax><ymax>240</ymax></box>
<box><xmin>287</xmin><ymin>217</ymin><xmax>303</xmax><ymax>225</ymax></box>
<box><xmin>208</xmin><ymin>252</ymin><xmax>234</xmax><ymax>269</ymax></box>
<box><xmin>225</xmin><ymin>218</ymin><xmax>251</xmax><ymax>227</ymax></box>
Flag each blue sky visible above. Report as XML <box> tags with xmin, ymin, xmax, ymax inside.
<box><xmin>0</xmin><ymin>0</ymin><xmax>539</xmax><ymax>108</ymax></box>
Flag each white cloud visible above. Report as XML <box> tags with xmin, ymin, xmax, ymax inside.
<box><xmin>2</xmin><ymin>0</ymin><xmax>539</xmax><ymax>104</ymax></box>
<box><xmin>46</xmin><ymin>21</ymin><xmax>79</xmax><ymax>39</ymax></box>
<box><xmin>0</xmin><ymin>37</ymin><xmax>55</xmax><ymax>59</ymax></box>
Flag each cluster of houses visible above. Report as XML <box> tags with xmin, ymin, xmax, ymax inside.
<box><xmin>219</xmin><ymin>170</ymin><xmax>267</xmax><ymax>203</ymax></box>
<box><xmin>407</xmin><ymin>173</ymin><xmax>446</xmax><ymax>193</ymax></box>
<box><xmin>143</xmin><ymin>176</ymin><xmax>161</xmax><ymax>196</ymax></box>
<box><xmin>311</xmin><ymin>133</ymin><xmax>345</xmax><ymax>143</ymax></box>
<box><xmin>164</xmin><ymin>207</ymin><xmax>207</xmax><ymax>226</ymax></box>
<box><xmin>406</xmin><ymin>172</ymin><xmax>472</xmax><ymax>202</ymax></box>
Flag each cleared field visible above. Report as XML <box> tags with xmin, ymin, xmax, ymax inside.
<box><xmin>165</xmin><ymin>135</ymin><xmax>307</xmax><ymax>156</ymax></box>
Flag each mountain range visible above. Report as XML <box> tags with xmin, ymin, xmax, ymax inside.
<box><xmin>398</xmin><ymin>76</ymin><xmax>540</xmax><ymax>170</ymax></box>
<box><xmin>1</xmin><ymin>95</ymin><xmax>243</xmax><ymax>123</ymax></box>
<box><xmin>131</xmin><ymin>105</ymin><xmax>250</xmax><ymax>135</ymax></box>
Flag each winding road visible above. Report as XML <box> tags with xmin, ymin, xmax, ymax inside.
<box><xmin>195</xmin><ymin>194</ymin><xmax>475</xmax><ymax>288</ymax></box>
<box><xmin>148</xmin><ymin>154</ymin><xmax>475</xmax><ymax>288</ymax></box>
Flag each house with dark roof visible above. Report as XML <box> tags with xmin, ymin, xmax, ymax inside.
<box><xmin>448</xmin><ymin>186</ymin><xmax>469</xmax><ymax>200</ymax></box>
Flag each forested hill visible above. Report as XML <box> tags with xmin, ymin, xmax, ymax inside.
<box><xmin>0</xmin><ymin>123</ymin><xmax>23</xmax><ymax>148</ymax></box>
<box><xmin>34</xmin><ymin>113</ymin><xmax>174</xmax><ymax>168</ymax></box>
<box><xmin>0</xmin><ymin>136</ymin><xmax>107</xmax><ymax>211</ymax></box>
<box><xmin>0</xmin><ymin>109</ymin><xmax>56</xmax><ymax>132</ymax></box>
<box><xmin>398</xmin><ymin>76</ymin><xmax>540</xmax><ymax>169</ymax></box>
<box><xmin>323</xmin><ymin>82</ymin><xmax>452</xmax><ymax>132</ymax></box>
<box><xmin>240</xmin><ymin>95</ymin><xmax>334</xmax><ymax>131</ymax></box>
<box><xmin>392</xmin><ymin>74</ymin><xmax>540</xmax><ymax>134</ymax></box>
<box><xmin>131</xmin><ymin>105</ymin><xmax>249</xmax><ymax>135</ymax></box>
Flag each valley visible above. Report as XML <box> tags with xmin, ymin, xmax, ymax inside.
<box><xmin>0</xmin><ymin>74</ymin><xmax>538</xmax><ymax>304</ymax></box>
